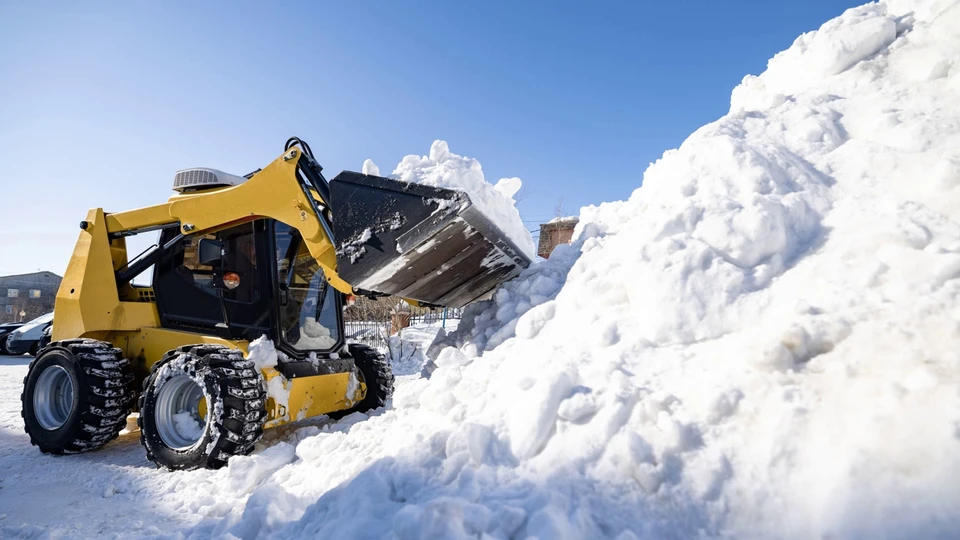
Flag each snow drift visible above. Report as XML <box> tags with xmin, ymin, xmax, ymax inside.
<box><xmin>4</xmin><ymin>1</ymin><xmax>959</xmax><ymax>538</ymax></box>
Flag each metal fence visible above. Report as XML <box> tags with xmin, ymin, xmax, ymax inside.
<box><xmin>409</xmin><ymin>307</ymin><xmax>463</xmax><ymax>327</ymax></box>
<box><xmin>342</xmin><ymin>297</ymin><xmax>463</xmax><ymax>353</ymax></box>
<box><xmin>344</xmin><ymin>320</ymin><xmax>390</xmax><ymax>351</ymax></box>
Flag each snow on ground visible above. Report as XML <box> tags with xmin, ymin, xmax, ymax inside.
<box><xmin>388</xmin><ymin>321</ymin><xmax>459</xmax><ymax>377</ymax></box>
<box><xmin>0</xmin><ymin>324</ymin><xmax>449</xmax><ymax>539</ymax></box>
<box><xmin>365</xmin><ymin>141</ymin><xmax>537</xmax><ymax>259</ymax></box>
<box><xmin>0</xmin><ymin>355</ymin><xmax>195</xmax><ymax>538</ymax></box>
<box><xmin>3</xmin><ymin>1</ymin><xmax>960</xmax><ymax>538</ymax></box>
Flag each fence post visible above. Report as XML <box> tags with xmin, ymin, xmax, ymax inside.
<box><xmin>442</xmin><ymin>307</ymin><xmax>447</xmax><ymax>329</ymax></box>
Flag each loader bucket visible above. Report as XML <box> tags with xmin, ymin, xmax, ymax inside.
<box><xmin>328</xmin><ymin>171</ymin><xmax>531</xmax><ymax>308</ymax></box>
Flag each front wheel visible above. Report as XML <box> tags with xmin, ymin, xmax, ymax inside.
<box><xmin>139</xmin><ymin>345</ymin><xmax>267</xmax><ymax>470</ymax></box>
<box><xmin>328</xmin><ymin>344</ymin><xmax>394</xmax><ymax>419</ymax></box>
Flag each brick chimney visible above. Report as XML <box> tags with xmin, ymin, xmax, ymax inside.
<box><xmin>537</xmin><ymin>217</ymin><xmax>579</xmax><ymax>259</ymax></box>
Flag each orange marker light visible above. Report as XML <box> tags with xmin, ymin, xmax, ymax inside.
<box><xmin>223</xmin><ymin>272</ymin><xmax>241</xmax><ymax>290</ymax></box>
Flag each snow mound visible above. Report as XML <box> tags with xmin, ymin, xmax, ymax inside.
<box><xmin>245</xmin><ymin>1</ymin><xmax>955</xmax><ymax>537</ymax></box>
<box><xmin>390</xmin><ymin>140</ymin><xmax>537</xmax><ymax>259</ymax></box>
<box><xmin>418</xmin><ymin>2</ymin><xmax>960</xmax><ymax>536</ymax></box>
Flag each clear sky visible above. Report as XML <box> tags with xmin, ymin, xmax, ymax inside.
<box><xmin>0</xmin><ymin>0</ymin><xmax>864</xmax><ymax>276</ymax></box>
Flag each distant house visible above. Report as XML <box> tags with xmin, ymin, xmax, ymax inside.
<box><xmin>537</xmin><ymin>217</ymin><xmax>579</xmax><ymax>259</ymax></box>
<box><xmin>0</xmin><ymin>271</ymin><xmax>62</xmax><ymax>323</ymax></box>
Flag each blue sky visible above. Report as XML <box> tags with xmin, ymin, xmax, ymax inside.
<box><xmin>0</xmin><ymin>0</ymin><xmax>863</xmax><ymax>276</ymax></box>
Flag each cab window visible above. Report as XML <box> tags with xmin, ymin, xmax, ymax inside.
<box><xmin>275</xmin><ymin>223</ymin><xmax>341</xmax><ymax>352</ymax></box>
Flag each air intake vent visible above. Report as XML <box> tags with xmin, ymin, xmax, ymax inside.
<box><xmin>172</xmin><ymin>168</ymin><xmax>247</xmax><ymax>193</ymax></box>
<box><xmin>136</xmin><ymin>288</ymin><xmax>156</xmax><ymax>303</ymax></box>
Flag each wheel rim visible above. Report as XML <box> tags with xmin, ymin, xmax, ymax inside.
<box><xmin>33</xmin><ymin>365</ymin><xmax>75</xmax><ymax>430</ymax></box>
<box><xmin>154</xmin><ymin>374</ymin><xmax>207</xmax><ymax>450</ymax></box>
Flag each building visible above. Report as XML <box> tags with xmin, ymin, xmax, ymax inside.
<box><xmin>537</xmin><ymin>217</ymin><xmax>579</xmax><ymax>259</ymax></box>
<box><xmin>0</xmin><ymin>271</ymin><xmax>62</xmax><ymax>323</ymax></box>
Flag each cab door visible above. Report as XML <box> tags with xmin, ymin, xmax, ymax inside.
<box><xmin>154</xmin><ymin>221</ymin><xmax>276</xmax><ymax>341</ymax></box>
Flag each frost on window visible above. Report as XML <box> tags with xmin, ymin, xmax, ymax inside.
<box><xmin>29</xmin><ymin>289</ymin><xmax>41</xmax><ymax>299</ymax></box>
<box><xmin>7</xmin><ymin>289</ymin><xmax>18</xmax><ymax>298</ymax></box>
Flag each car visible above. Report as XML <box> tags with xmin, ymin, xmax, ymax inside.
<box><xmin>5</xmin><ymin>312</ymin><xmax>54</xmax><ymax>356</ymax></box>
<box><xmin>0</xmin><ymin>322</ymin><xmax>25</xmax><ymax>354</ymax></box>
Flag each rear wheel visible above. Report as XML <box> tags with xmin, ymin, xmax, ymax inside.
<box><xmin>20</xmin><ymin>339</ymin><xmax>135</xmax><ymax>454</ymax></box>
<box><xmin>139</xmin><ymin>345</ymin><xmax>267</xmax><ymax>470</ymax></box>
<box><xmin>328</xmin><ymin>344</ymin><xmax>394</xmax><ymax>419</ymax></box>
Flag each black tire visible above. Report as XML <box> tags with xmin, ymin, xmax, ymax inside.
<box><xmin>39</xmin><ymin>327</ymin><xmax>52</xmax><ymax>350</ymax></box>
<box><xmin>29</xmin><ymin>341</ymin><xmax>40</xmax><ymax>357</ymax></box>
<box><xmin>328</xmin><ymin>344</ymin><xmax>394</xmax><ymax>420</ymax></box>
<box><xmin>138</xmin><ymin>344</ymin><xmax>266</xmax><ymax>470</ymax></box>
<box><xmin>20</xmin><ymin>339</ymin><xmax>135</xmax><ymax>454</ymax></box>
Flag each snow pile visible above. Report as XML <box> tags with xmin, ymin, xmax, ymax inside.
<box><xmin>365</xmin><ymin>141</ymin><xmax>537</xmax><ymax>259</ymax></box>
<box><xmin>406</xmin><ymin>2</ymin><xmax>960</xmax><ymax>536</ymax></box>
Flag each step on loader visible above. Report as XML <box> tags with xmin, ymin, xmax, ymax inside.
<box><xmin>20</xmin><ymin>138</ymin><xmax>530</xmax><ymax>470</ymax></box>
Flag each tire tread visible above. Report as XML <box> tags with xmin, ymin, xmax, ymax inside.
<box><xmin>21</xmin><ymin>339</ymin><xmax>134</xmax><ymax>454</ymax></box>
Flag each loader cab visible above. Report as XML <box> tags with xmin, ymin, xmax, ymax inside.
<box><xmin>153</xmin><ymin>219</ymin><xmax>343</xmax><ymax>359</ymax></box>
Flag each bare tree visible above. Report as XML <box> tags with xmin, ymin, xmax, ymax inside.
<box><xmin>554</xmin><ymin>196</ymin><xmax>566</xmax><ymax>220</ymax></box>
<box><xmin>13</xmin><ymin>294</ymin><xmax>46</xmax><ymax>322</ymax></box>
<box><xmin>514</xmin><ymin>185</ymin><xmax>533</xmax><ymax>205</ymax></box>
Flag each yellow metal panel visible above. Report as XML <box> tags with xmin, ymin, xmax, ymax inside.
<box><xmin>111</xmin><ymin>326</ymin><xmax>247</xmax><ymax>374</ymax></box>
<box><xmin>108</xmin><ymin>237</ymin><xmax>128</xmax><ymax>272</ymax></box>
<box><xmin>104</xmin><ymin>204</ymin><xmax>175</xmax><ymax>234</ymax></box>
<box><xmin>55</xmin><ymin>212</ymin><xmax>166</xmax><ymax>341</ymax></box>
<box><xmin>262</xmin><ymin>370</ymin><xmax>366</xmax><ymax>429</ymax></box>
<box><xmin>54</xmin><ymin>209</ymin><xmax>122</xmax><ymax>341</ymax></box>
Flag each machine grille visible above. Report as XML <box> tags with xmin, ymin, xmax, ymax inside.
<box><xmin>174</xmin><ymin>169</ymin><xmax>216</xmax><ymax>188</ymax></box>
<box><xmin>136</xmin><ymin>288</ymin><xmax>156</xmax><ymax>302</ymax></box>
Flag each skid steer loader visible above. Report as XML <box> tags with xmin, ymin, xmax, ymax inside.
<box><xmin>20</xmin><ymin>138</ymin><xmax>530</xmax><ymax>470</ymax></box>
